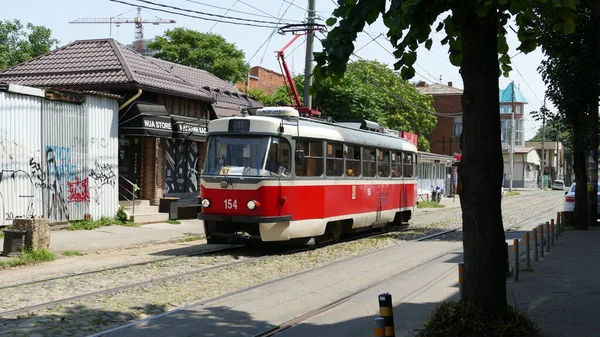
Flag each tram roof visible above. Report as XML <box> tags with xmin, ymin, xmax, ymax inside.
<box><xmin>207</xmin><ymin>114</ymin><xmax>418</xmax><ymax>153</ymax></box>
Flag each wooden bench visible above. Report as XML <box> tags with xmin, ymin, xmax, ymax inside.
<box><xmin>164</xmin><ymin>193</ymin><xmax>202</xmax><ymax>220</ymax></box>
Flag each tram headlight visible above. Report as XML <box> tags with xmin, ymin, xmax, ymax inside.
<box><xmin>247</xmin><ymin>200</ymin><xmax>259</xmax><ymax>210</ymax></box>
<box><xmin>201</xmin><ymin>198</ymin><xmax>211</xmax><ymax>208</ymax></box>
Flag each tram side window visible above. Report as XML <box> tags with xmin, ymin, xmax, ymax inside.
<box><xmin>346</xmin><ymin>145</ymin><xmax>361</xmax><ymax>177</ymax></box>
<box><xmin>392</xmin><ymin>152</ymin><xmax>403</xmax><ymax>178</ymax></box>
<box><xmin>403</xmin><ymin>152</ymin><xmax>414</xmax><ymax>178</ymax></box>
<box><xmin>362</xmin><ymin>147</ymin><xmax>377</xmax><ymax>177</ymax></box>
<box><xmin>266</xmin><ymin>137</ymin><xmax>291</xmax><ymax>176</ymax></box>
<box><xmin>377</xmin><ymin>149</ymin><xmax>390</xmax><ymax>177</ymax></box>
<box><xmin>295</xmin><ymin>140</ymin><xmax>324</xmax><ymax>176</ymax></box>
<box><xmin>326</xmin><ymin>143</ymin><xmax>344</xmax><ymax>177</ymax></box>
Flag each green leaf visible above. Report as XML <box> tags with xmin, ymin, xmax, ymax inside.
<box><xmin>425</xmin><ymin>38</ymin><xmax>433</xmax><ymax>50</ymax></box>
<box><xmin>449</xmin><ymin>51</ymin><xmax>463</xmax><ymax>67</ymax></box>
<box><xmin>326</xmin><ymin>17</ymin><xmax>338</xmax><ymax>26</ymax></box>
<box><xmin>563</xmin><ymin>16</ymin><xmax>575</xmax><ymax>34</ymax></box>
<box><xmin>435</xmin><ymin>22</ymin><xmax>444</xmax><ymax>32</ymax></box>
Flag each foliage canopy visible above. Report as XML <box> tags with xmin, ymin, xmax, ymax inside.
<box><xmin>148</xmin><ymin>28</ymin><xmax>250</xmax><ymax>82</ymax></box>
<box><xmin>0</xmin><ymin>19</ymin><xmax>59</xmax><ymax>70</ymax></box>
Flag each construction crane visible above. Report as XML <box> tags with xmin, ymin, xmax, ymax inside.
<box><xmin>69</xmin><ymin>7</ymin><xmax>176</xmax><ymax>52</ymax></box>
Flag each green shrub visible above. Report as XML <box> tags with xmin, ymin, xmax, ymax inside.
<box><xmin>418</xmin><ymin>300</ymin><xmax>540</xmax><ymax>337</ymax></box>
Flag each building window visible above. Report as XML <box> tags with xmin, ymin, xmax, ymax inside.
<box><xmin>453</xmin><ymin>116</ymin><xmax>462</xmax><ymax>137</ymax></box>
<box><xmin>516</xmin><ymin>106</ymin><xmax>521</xmax><ymax>114</ymax></box>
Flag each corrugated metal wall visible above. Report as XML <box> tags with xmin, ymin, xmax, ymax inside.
<box><xmin>42</xmin><ymin>100</ymin><xmax>88</xmax><ymax>222</ymax></box>
<box><xmin>0</xmin><ymin>88</ymin><xmax>118</xmax><ymax>225</ymax></box>
<box><xmin>86</xmin><ymin>95</ymin><xmax>119</xmax><ymax>219</ymax></box>
<box><xmin>0</xmin><ymin>91</ymin><xmax>43</xmax><ymax>226</ymax></box>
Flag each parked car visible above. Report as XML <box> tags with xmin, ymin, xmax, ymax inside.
<box><xmin>563</xmin><ymin>182</ymin><xmax>600</xmax><ymax>217</ymax></box>
<box><xmin>552</xmin><ymin>180</ymin><xmax>565</xmax><ymax>190</ymax></box>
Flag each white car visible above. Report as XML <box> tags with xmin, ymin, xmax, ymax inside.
<box><xmin>563</xmin><ymin>182</ymin><xmax>600</xmax><ymax>216</ymax></box>
<box><xmin>552</xmin><ymin>180</ymin><xmax>565</xmax><ymax>190</ymax></box>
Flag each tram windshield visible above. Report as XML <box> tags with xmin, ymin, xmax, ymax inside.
<box><xmin>203</xmin><ymin>136</ymin><xmax>291</xmax><ymax>177</ymax></box>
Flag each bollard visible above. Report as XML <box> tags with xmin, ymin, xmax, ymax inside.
<box><xmin>539</xmin><ymin>225</ymin><xmax>545</xmax><ymax>258</ymax></box>
<box><xmin>551</xmin><ymin>222</ymin><xmax>555</xmax><ymax>246</ymax></box>
<box><xmin>556</xmin><ymin>212</ymin><xmax>562</xmax><ymax>239</ymax></box>
<box><xmin>533</xmin><ymin>228</ymin><xmax>539</xmax><ymax>262</ymax></box>
<box><xmin>513</xmin><ymin>239</ymin><xmax>519</xmax><ymax>282</ymax></box>
<box><xmin>545</xmin><ymin>222</ymin><xmax>551</xmax><ymax>252</ymax></box>
<box><xmin>374</xmin><ymin>317</ymin><xmax>385</xmax><ymax>337</ymax></box>
<box><xmin>378</xmin><ymin>293</ymin><xmax>395</xmax><ymax>337</ymax></box>
<box><xmin>524</xmin><ymin>232</ymin><xmax>531</xmax><ymax>269</ymax></box>
<box><xmin>458</xmin><ymin>262</ymin><xmax>465</xmax><ymax>300</ymax></box>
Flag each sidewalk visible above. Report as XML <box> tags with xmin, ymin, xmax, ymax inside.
<box><xmin>506</xmin><ymin>226</ymin><xmax>600</xmax><ymax>337</ymax></box>
<box><xmin>0</xmin><ymin>219</ymin><xmax>205</xmax><ymax>253</ymax></box>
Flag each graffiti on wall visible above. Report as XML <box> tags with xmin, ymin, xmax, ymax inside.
<box><xmin>89</xmin><ymin>160</ymin><xmax>116</xmax><ymax>204</ymax></box>
<box><xmin>0</xmin><ymin>137</ymin><xmax>117</xmax><ymax>225</ymax></box>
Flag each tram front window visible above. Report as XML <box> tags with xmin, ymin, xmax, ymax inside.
<box><xmin>203</xmin><ymin>136</ymin><xmax>291</xmax><ymax>177</ymax></box>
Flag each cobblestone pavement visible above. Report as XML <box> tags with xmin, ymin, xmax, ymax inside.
<box><xmin>0</xmin><ymin>191</ymin><xmax>564</xmax><ymax>337</ymax></box>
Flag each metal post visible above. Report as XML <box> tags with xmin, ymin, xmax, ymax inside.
<box><xmin>458</xmin><ymin>262</ymin><xmax>465</xmax><ymax>300</ymax></box>
<box><xmin>303</xmin><ymin>0</ymin><xmax>316</xmax><ymax>108</ymax></box>
<box><xmin>378</xmin><ymin>293</ymin><xmax>395</xmax><ymax>337</ymax></box>
<box><xmin>545</xmin><ymin>222</ymin><xmax>551</xmax><ymax>252</ymax></box>
<box><xmin>539</xmin><ymin>225</ymin><xmax>545</xmax><ymax>258</ymax></box>
<box><xmin>513</xmin><ymin>239</ymin><xmax>519</xmax><ymax>282</ymax></box>
<box><xmin>533</xmin><ymin>228</ymin><xmax>539</xmax><ymax>261</ymax></box>
<box><xmin>509</xmin><ymin>81</ymin><xmax>515</xmax><ymax>191</ymax></box>
<box><xmin>540</xmin><ymin>97</ymin><xmax>547</xmax><ymax>188</ymax></box>
<box><xmin>374</xmin><ymin>317</ymin><xmax>385</xmax><ymax>337</ymax></box>
<box><xmin>524</xmin><ymin>232</ymin><xmax>531</xmax><ymax>269</ymax></box>
<box><xmin>551</xmin><ymin>220</ymin><xmax>555</xmax><ymax>246</ymax></box>
<box><xmin>557</xmin><ymin>212</ymin><xmax>561</xmax><ymax>239</ymax></box>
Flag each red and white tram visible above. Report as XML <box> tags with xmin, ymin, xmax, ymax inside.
<box><xmin>198</xmin><ymin>107</ymin><xmax>418</xmax><ymax>244</ymax></box>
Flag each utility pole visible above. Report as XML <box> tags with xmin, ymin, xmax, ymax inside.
<box><xmin>509</xmin><ymin>81</ymin><xmax>515</xmax><ymax>191</ymax></box>
<box><xmin>303</xmin><ymin>0</ymin><xmax>316</xmax><ymax>108</ymax></box>
<box><xmin>540</xmin><ymin>96</ymin><xmax>546</xmax><ymax>189</ymax></box>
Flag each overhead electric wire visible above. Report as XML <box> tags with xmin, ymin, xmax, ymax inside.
<box><xmin>259</xmin><ymin>0</ymin><xmax>295</xmax><ymax>66</ymax></box>
<box><xmin>109</xmin><ymin>0</ymin><xmax>282</xmax><ymax>28</ymax></box>
<box><xmin>130</xmin><ymin>0</ymin><xmax>289</xmax><ymax>25</ymax></box>
<box><xmin>183</xmin><ymin>0</ymin><xmax>301</xmax><ymax>22</ymax></box>
<box><xmin>208</xmin><ymin>0</ymin><xmax>240</xmax><ymax>32</ymax></box>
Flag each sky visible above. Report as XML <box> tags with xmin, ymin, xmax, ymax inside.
<box><xmin>2</xmin><ymin>0</ymin><xmax>553</xmax><ymax>140</ymax></box>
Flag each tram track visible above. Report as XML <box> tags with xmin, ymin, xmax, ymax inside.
<box><xmin>0</xmin><ymin>192</ymin><xmax>563</xmax><ymax>337</ymax></box>
<box><xmin>86</xmin><ymin>227</ymin><xmax>460</xmax><ymax>337</ymax></box>
<box><xmin>0</xmin><ymin>223</ymin><xmax>410</xmax><ymax>318</ymax></box>
<box><xmin>0</xmin><ymin>244</ymin><xmax>246</xmax><ymax>291</ymax></box>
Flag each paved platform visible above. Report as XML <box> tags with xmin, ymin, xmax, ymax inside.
<box><xmin>0</xmin><ymin>219</ymin><xmax>205</xmax><ymax>253</ymax></box>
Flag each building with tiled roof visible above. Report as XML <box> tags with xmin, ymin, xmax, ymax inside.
<box><xmin>0</xmin><ymin>38</ymin><xmax>263</xmax><ymax>209</ymax></box>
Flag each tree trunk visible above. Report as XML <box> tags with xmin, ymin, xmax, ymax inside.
<box><xmin>586</xmin><ymin>103</ymin><xmax>598</xmax><ymax>228</ymax></box>
<box><xmin>573</xmin><ymin>133</ymin><xmax>588</xmax><ymax>229</ymax></box>
<box><xmin>458</xmin><ymin>7</ymin><xmax>508</xmax><ymax>318</ymax></box>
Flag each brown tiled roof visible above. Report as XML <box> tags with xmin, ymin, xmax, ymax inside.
<box><xmin>0</xmin><ymin>38</ymin><xmax>262</xmax><ymax>116</ymax></box>
<box><xmin>148</xmin><ymin>57</ymin><xmax>261</xmax><ymax>117</ymax></box>
<box><xmin>416</xmin><ymin>83</ymin><xmax>463</xmax><ymax>95</ymax></box>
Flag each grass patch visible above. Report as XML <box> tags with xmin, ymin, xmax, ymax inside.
<box><xmin>0</xmin><ymin>248</ymin><xmax>56</xmax><ymax>269</ymax></box>
<box><xmin>505</xmin><ymin>191</ymin><xmax>521</xmax><ymax>197</ymax></box>
<box><xmin>417</xmin><ymin>201</ymin><xmax>445</xmax><ymax>209</ymax></box>
<box><xmin>68</xmin><ymin>215</ymin><xmax>138</xmax><ymax>231</ymax></box>
<box><xmin>62</xmin><ymin>250</ymin><xmax>86</xmax><ymax>256</ymax></box>
<box><xmin>418</xmin><ymin>300</ymin><xmax>540</xmax><ymax>337</ymax></box>
<box><xmin>166</xmin><ymin>219</ymin><xmax>181</xmax><ymax>225</ymax></box>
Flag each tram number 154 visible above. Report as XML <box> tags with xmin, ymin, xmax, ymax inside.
<box><xmin>224</xmin><ymin>199</ymin><xmax>238</xmax><ymax>209</ymax></box>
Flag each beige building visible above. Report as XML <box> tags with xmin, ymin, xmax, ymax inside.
<box><xmin>503</xmin><ymin>146</ymin><xmax>541</xmax><ymax>189</ymax></box>
<box><xmin>525</xmin><ymin>141</ymin><xmax>565</xmax><ymax>187</ymax></box>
